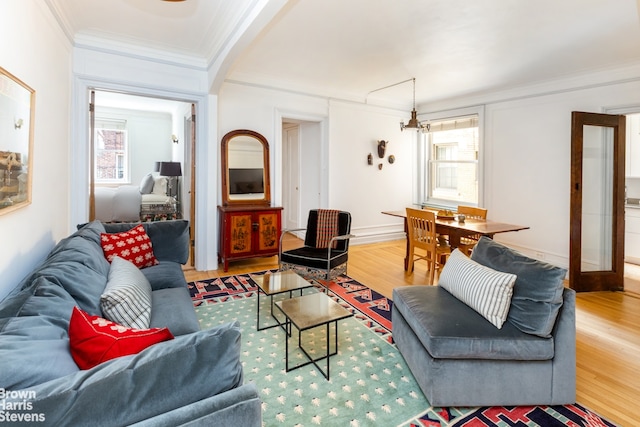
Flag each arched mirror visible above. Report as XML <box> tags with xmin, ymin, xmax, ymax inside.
<box><xmin>221</xmin><ymin>129</ymin><xmax>271</xmax><ymax>206</ymax></box>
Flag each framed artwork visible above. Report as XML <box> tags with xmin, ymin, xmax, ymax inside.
<box><xmin>0</xmin><ymin>67</ymin><xmax>35</xmax><ymax>215</ymax></box>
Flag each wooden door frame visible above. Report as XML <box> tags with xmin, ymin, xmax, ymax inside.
<box><xmin>189</xmin><ymin>103</ymin><xmax>196</xmax><ymax>266</ymax></box>
<box><xmin>570</xmin><ymin>111</ymin><xmax>626</xmax><ymax>292</ymax></box>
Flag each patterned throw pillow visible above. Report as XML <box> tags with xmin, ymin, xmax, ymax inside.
<box><xmin>101</xmin><ymin>256</ymin><xmax>152</xmax><ymax>329</ymax></box>
<box><xmin>68</xmin><ymin>306</ymin><xmax>173</xmax><ymax>370</ymax></box>
<box><xmin>101</xmin><ymin>224</ymin><xmax>158</xmax><ymax>269</ymax></box>
<box><xmin>438</xmin><ymin>249</ymin><xmax>517</xmax><ymax>329</ymax></box>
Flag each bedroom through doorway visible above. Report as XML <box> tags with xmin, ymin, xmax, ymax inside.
<box><xmin>89</xmin><ymin>90</ymin><xmax>196</xmax><ymax>265</ymax></box>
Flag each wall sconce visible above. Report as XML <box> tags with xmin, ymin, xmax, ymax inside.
<box><xmin>171</xmin><ymin>134</ymin><xmax>179</xmax><ymax>144</ymax></box>
<box><xmin>14</xmin><ymin>118</ymin><xmax>23</xmax><ymax>129</ymax></box>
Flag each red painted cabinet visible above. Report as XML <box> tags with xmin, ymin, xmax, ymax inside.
<box><xmin>218</xmin><ymin>205</ymin><xmax>283</xmax><ymax>271</ymax></box>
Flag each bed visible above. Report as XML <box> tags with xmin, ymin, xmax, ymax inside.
<box><xmin>94</xmin><ymin>174</ymin><xmax>177</xmax><ymax>222</ymax></box>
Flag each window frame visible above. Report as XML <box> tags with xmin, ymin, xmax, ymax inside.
<box><xmin>416</xmin><ymin>106</ymin><xmax>484</xmax><ymax>209</ymax></box>
<box><xmin>94</xmin><ymin>119</ymin><xmax>129</xmax><ymax>184</ymax></box>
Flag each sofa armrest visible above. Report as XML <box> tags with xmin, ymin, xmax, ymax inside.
<box><xmin>129</xmin><ymin>383</ymin><xmax>262</xmax><ymax>427</ymax></box>
<box><xmin>550</xmin><ymin>287</ymin><xmax>577</xmax><ymax>403</ymax></box>
<box><xmin>5</xmin><ymin>321</ymin><xmax>243</xmax><ymax>427</ymax></box>
<box><xmin>103</xmin><ymin>220</ymin><xmax>190</xmax><ymax>264</ymax></box>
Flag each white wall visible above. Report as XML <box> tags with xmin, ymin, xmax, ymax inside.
<box><xmin>218</xmin><ymin>83</ymin><xmax>414</xmax><ymax>243</ymax></box>
<box><xmin>0</xmin><ymin>1</ymin><xmax>73</xmax><ymax>300</ymax></box>
<box><xmin>458</xmin><ymin>77</ymin><xmax>640</xmax><ymax>267</ymax></box>
<box><xmin>327</xmin><ymin>100</ymin><xmax>414</xmax><ymax>242</ymax></box>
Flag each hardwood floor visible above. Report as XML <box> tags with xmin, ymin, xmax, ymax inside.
<box><xmin>184</xmin><ymin>239</ymin><xmax>640</xmax><ymax>426</ymax></box>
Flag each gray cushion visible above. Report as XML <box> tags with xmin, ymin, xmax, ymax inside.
<box><xmin>438</xmin><ymin>249</ymin><xmax>516</xmax><ymax>329</ymax></box>
<box><xmin>29</xmin><ymin>238</ymin><xmax>109</xmax><ymax>315</ymax></box>
<box><xmin>73</xmin><ymin>220</ymin><xmax>107</xmax><ymax>246</ymax></box>
<box><xmin>3</xmin><ymin>321</ymin><xmax>244</xmax><ymax>427</ymax></box>
<box><xmin>392</xmin><ymin>286</ymin><xmax>554</xmax><ymax>360</ymax></box>
<box><xmin>104</xmin><ymin>220</ymin><xmax>190</xmax><ymax>264</ymax></box>
<box><xmin>150</xmin><ymin>287</ymin><xmax>200</xmax><ymax>335</ymax></box>
<box><xmin>0</xmin><ymin>277</ymin><xmax>80</xmax><ymax>389</ymax></box>
<box><xmin>101</xmin><ymin>257</ymin><xmax>153</xmax><ymax>329</ymax></box>
<box><xmin>140</xmin><ymin>173</ymin><xmax>155</xmax><ymax>194</ymax></box>
<box><xmin>471</xmin><ymin>236</ymin><xmax>567</xmax><ymax>337</ymax></box>
<box><xmin>142</xmin><ymin>262</ymin><xmax>188</xmax><ymax>291</ymax></box>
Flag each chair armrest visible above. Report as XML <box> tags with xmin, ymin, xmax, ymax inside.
<box><xmin>281</xmin><ymin>227</ymin><xmax>307</xmax><ymax>236</ymax></box>
<box><xmin>329</xmin><ymin>233</ymin><xmax>356</xmax><ymax>243</ymax></box>
<box><xmin>327</xmin><ymin>234</ymin><xmax>356</xmax><ymax>256</ymax></box>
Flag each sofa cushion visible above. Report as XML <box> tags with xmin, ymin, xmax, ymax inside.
<box><xmin>471</xmin><ymin>236</ymin><xmax>567</xmax><ymax>337</ymax></box>
<box><xmin>73</xmin><ymin>219</ymin><xmax>107</xmax><ymax>246</ymax></box>
<box><xmin>142</xmin><ymin>262</ymin><xmax>188</xmax><ymax>291</ymax></box>
<box><xmin>101</xmin><ymin>256</ymin><xmax>153</xmax><ymax>329</ymax></box>
<box><xmin>392</xmin><ymin>285</ymin><xmax>554</xmax><ymax>360</ymax></box>
<box><xmin>69</xmin><ymin>307</ymin><xmax>174</xmax><ymax>370</ymax></box>
<box><xmin>140</xmin><ymin>173</ymin><xmax>155</xmax><ymax>194</ymax></box>
<box><xmin>438</xmin><ymin>249</ymin><xmax>516</xmax><ymax>328</ymax></box>
<box><xmin>101</xmin><ymin>224</ymin><xmax>159</xmax><ymax>269</ymax></box>
<box><xmin>103</xmin><ymin>220</ymin><xmax>190</xmax><ymax>265</ymax></box>
<box><xmin>0</xmin><ymin>277</ymin><xmax>80</xmax><ymax>389</ymax></box>
<box><xmin>34</xmin><ymin>268</ymin><xmax>106</xmax><ymax>316</ymax></box>
<box><xmin>149</xmin><ymin>287</ymin><xmax>200</xmax><ymax>335</ymax></box>
<box><xmin>10</xmin><ymin>322</ymin><xmax>244</xmax><ymax>427</ymax></box>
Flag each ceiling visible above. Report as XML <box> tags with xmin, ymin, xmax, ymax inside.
<box><xmin>48</xmin><ymin>0</ymin><xmax>640</xmax><ymax>108</ymax></box>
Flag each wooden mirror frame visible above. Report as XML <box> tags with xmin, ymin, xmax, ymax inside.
<box><xmin>0</xmin><ymin>67</ymin><xmax>35</xmax><ymax>215</ymax></box>
<box><xmin>221</xmin><ymin>129</ymin><xmax>271</xmax><ymax>206</ymax></box>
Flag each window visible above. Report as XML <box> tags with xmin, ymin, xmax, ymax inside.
<box><xmin>95</xmin><ymin>119</ymin><xmax>128</xmax><ymax>183</ymax></box>
<box><xmin>419</xmin><ymin>113</ymin><xmax>480</xmax><ymax>207</ymax></box>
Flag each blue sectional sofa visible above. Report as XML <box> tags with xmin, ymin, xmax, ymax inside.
<box><xmin>393</xmin><ymin>237</ymin><xmax>576</xmax><ymax>407</ymax></box>
<box><xmin>0</xmin><ymin>220</ymin><xmax>261</xmax><ymax>426</ymax></box>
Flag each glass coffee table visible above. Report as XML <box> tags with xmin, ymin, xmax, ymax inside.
<box><xmin>274</xmin><ymin>292</ymin><xmax>353</xmax><ymax>380</ymax></box>
<box><xmin>252</xmin><ymin>270</ymin><xmax>315</xmax><ymax>332</ymax></box>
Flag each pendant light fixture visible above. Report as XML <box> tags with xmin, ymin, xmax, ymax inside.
<box><xmin>366</xmin><ymin>77</ymin><xmax>427</xmax><ymax>132</ymax></box>
<box><xmin>400</xmin><ymin>78</ymin><xmax>424</xmax><ymax>132</ymax></box>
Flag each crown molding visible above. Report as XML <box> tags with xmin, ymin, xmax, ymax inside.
<box><xmin>74</xmin><ymin>33</ymin><xmax>208</xmax><ymax>71</ymax></box>
<box><xmin>43</xmin><ymin>0</ymin><xmax>75</xmax><ymax>45</ymax></box>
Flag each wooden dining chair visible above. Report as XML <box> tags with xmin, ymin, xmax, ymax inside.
<box><xmin>457</xmin><ymin>205</ymin><xmax>488</xmax><ymax>256</ymax></box>
<box><xmin>406</xmin><ymin>208</ymin><xmax>451</xmax><ymax>285</ymax></box>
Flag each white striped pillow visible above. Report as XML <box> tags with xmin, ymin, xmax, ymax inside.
<box><xmin>438</xmin><ymin>249</ymin><xmax>516</xmax><ymax>329</ymax></box>
<box><xmin>100</xmin><ymin>256</ymin><xmax>152</xmax><ymax>329</ymax></box>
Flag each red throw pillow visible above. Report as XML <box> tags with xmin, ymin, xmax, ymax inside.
<box><xmin>101</xmin><ymin>224</ymin><xmax>159</xmax><ymax>269</ymax></box>
<box><xmin>69</xmin><ymin>306</ymin><xmax>174</xmax><ymax>370</ymax></box>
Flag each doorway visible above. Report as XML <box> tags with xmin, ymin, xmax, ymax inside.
<box><xmin>89</xmin><ymin>90</ymin><xmax>196</xmax><ymax>263</ymax></box>
<box><xmin>605</xmin><ymin>108</ymin><xmax>640</xmax><ymax>295</ymax></box>
<box><xmin>621</xmin><ymin>112</ymin><xmax>640</xmax><ymax>295</ymax></box>
<box><xmin>281</xmin><ymin>119</ymin><xmax>323</xmax><ymax>229</ymax></box>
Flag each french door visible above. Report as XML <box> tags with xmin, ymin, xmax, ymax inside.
<box><xmin>570</xmin><ymin>111</ymin><xmax>626</xmax><ymax>292</ymax></box>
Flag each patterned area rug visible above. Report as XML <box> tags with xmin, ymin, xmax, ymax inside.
<box><xmin>189</xmin><ymin>271</ymin><xmax>617</xmax><ymax>427</ymax></box>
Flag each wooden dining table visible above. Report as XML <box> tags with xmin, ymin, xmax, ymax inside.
<box><xmin>382</xmin><ymin>209</ymin><xmax>530</xmax><ymax>270</ymax></box>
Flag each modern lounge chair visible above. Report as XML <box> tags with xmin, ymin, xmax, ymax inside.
<box><xmin>279</xmin><ymin>209</ymin><xmax>354</xmax><ymax>281</ymax></box>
